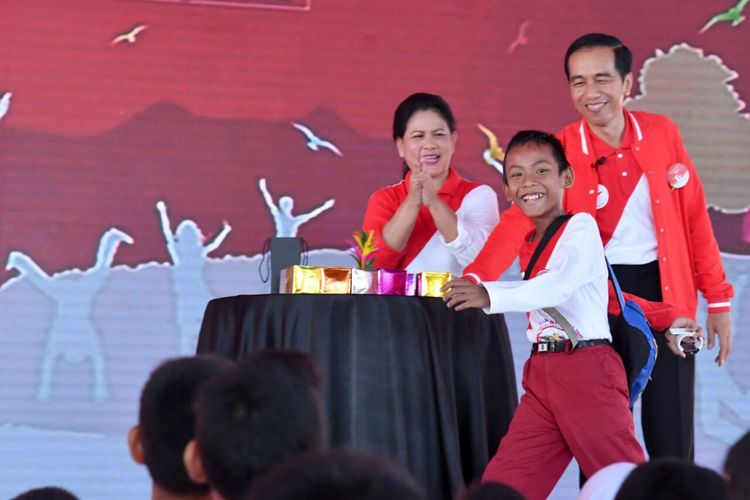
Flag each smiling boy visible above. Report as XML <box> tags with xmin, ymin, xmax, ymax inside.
<box><xmin>443</xmin><ymin>131</ymin><xmax>697</xmax><ymax>499</ymax></box>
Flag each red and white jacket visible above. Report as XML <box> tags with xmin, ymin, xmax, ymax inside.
<box><xmin>363</xmin><ymin>168</ymin><xmax>499</xmax><ymax>275</ymax></box>
<box><xmin>465</xmin><ymin>110</ymin><xmax>733</xmax><ymax>318</ymax></box>
<box><xmin>483</xmin><ymin>214</ymin><xmax>676</xmax><ymax>342</ymax></box>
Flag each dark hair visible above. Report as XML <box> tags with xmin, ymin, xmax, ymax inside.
<box><xmin>392</xmin><ymin>92</ymin><xmax>456</xmax><ymax>141</ymax></box>
<box><xmin>502</xmin><ymin>130</ymin><xmax>569</xmax><ymax>185</ymax></box>
<box><xmin>11</xmin><ymin>487</ymin><xmax>79</xmax><ymax>500</ymax></box>
<box><xmin>138</xmin><ymin>355</ymin><xmax>232</xmax><ymax>495</ymax></box>
<box><xmin>564</xmin><ymin>33</ymin><xmax>632</xmax><ymax>81</ymax></box>
<box><xmin>195</xmin><ymin>349</ymin><xmax>324</xmax><ymax>500</ymax></box>
<box><xmin>244</xmin><ymin>450</ymin><xmax>426</xmax><ymax>500</ymax></box>
<box><xmin>725</xmin><ymin>430</ymin><xmax>750</xmax><ymax>499</ymax></box>
<box><xmin>615</xmin><ymin>459</ymin><xmax>728</xmax><ymax>500</ymax></box>
<box><xmin>457</xmin><ymin>481</ymin><xmax>526</xmax><ymax>500</ymax></box>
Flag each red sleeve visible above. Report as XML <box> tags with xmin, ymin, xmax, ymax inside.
<box><xmin>362</xmin><ymin>189</ymin><xmax>405</xmax><ymax>269</ymax></box>
<box><xmin>606</xmin><ymin>281</ymin><xmax>677</xmax><ymax>332</ymax></box>
<box><xmin>462</xmin><ymin>203</ymin><xmax>532</xmax><ymax>283</ymax></box>
<box><xmin>669</xmin><ymin>120</ymin><xmax>733</xmax><ymax>310</ymax></box>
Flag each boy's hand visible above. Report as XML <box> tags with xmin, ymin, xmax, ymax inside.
<box><xmin>442</xmin><ymin>279</ymin><xmax>490</xmax><ymax>311</ymax></box>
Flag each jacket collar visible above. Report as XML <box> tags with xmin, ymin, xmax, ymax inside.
<box><xmin>577</xmin><ymin>109</ymin><xmax>644</xmax><ymax>156</ymax></box>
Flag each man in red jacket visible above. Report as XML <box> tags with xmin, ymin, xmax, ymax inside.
<box><xmin>462</xmin><ymin>33</ymin><xmax>734</xmax><ymax>462</ymax></box>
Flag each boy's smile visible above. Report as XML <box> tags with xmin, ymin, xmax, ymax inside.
<box><xmin>504</xmin><ymin>142</ymin><xmax>573</xmax><ymax>236</ymax></box>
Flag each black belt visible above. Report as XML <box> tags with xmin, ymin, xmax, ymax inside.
<box><xmin>531</xmin><ymin>338</ymin><xmax>610</xmax><ymax>354</ymax></box>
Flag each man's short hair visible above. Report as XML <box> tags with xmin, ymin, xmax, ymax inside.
<box><xmin>615</xmin><ymin>458</ymin><xmax>728</xmax><ymax>500</ymax></box>
<box><xmin>502</xmin><ymin>130</ymin><xmax>570</xmax><ymax>185</ymax></box>
<box><xmin>564</xmin><ymin>33</ymin><xmax>632</xmax><ymax>80</ymax></box>
<box><xmin>725</xmin><ymin>430</ymin><xmax>750</xmax><ymax>499</ymax></box>
<box><xmin>138</xmin><ymin>355</ymin><xmax>232</xmax><ymax>495</ymax></box>
<box><xmin>244</xmin><ymin>450</ymin><xmax>425</xmax><ymax>500</ymax></box>
<box><xmin>195</xmin><ymin>349</ymin><xmax>323</xmax><ymax>500</ymax></box>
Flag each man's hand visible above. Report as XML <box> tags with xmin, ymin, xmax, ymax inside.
<box><xmin>706</xmin><ymin>311</ymin><xmax>732</xmax><ymax>366</ymax></box>
<box><xmin>442</xmin><ymin>278</ymin><xmax>490</xmax><ymax>311</ymax></box>
<box><xmin>665</xmin><ymin>316</ymin><xmax>702</xmax><ymax>358</ymax></box>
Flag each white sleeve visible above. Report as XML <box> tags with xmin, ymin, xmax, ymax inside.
<box><xmin>441</xmin><ymin>185</ymin><xmax>500</xmax><ymax>267</ymax></box>
<box><xmin>481</xmin><ymin>214</ymin><xmax>605</xmax><ymax>315</ymax></box>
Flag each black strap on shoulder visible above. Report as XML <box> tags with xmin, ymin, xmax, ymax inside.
<box><xmin>523</xmin><ymin>214</ymin><xmax>573</xmax><ymax>281</ymax></box>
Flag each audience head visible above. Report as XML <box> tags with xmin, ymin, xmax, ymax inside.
<box><xmin>725</xmin><ymin>430</ymin><xmax>750</xmax><ymax>499</ymax></box>
<box><xmin>184</xmin><ymin>349</ymin><xmax>324</xmax><ymax>500</ymax></box>
<box><xmin>392</xmin><ymin>92</ymin><xmax>457</xmax><ymax>179</ymax></box>
<box><xmin>128</xmin><ymin>355</ymin><xmax>232</xmax><ymax>498</ymax></box>
<box><xmin>615</xmin><ymin>458</ymin><xmax>728</xmax><ymax>500</ymax></box>
<box><xmin>244</xmin><ymin>449</ymin><xmax>425</xmax><ymax>500</ymax></box>
<box><xmin>457</xmin><ymin>481</ymin><xmax>526</xmax><ymax>500</ymax></box>
<box><xmin>11</xmin><ymin>486</ymin><xmax>78</xmax><ymax>500</ymax></box>
<box><xmin>578</xmin><ymin>462</ymin><xmax>636</xmax><ymax>500</ymax></box>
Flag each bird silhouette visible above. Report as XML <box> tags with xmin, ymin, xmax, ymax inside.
<box><xmin>0</xmin><ymin>92</ymin><xmax>11</xmax><ymax>122</ymax></box>
<box><xmin>111</xmin><ymin>24</ymin><xmax>148</xmax><ymax>45</ymax></box>
<box><xmin>507</xmin><ymin>20</ymin><xmax>530</xmax><ymax>55</ymax></box>
<box><xmin>700</xmin><ymin>0</ymin><xmax>748</xmax><ymax>33</ymax></box>
<box><xmin>291</xmin><ymin>122</ymin><xmax>343</xmax><ymax>156</ymax></box>
<box><xmin>477</xmin><ymin>123</ymin><xmax>505</xmax><ymax>175</ymax></box>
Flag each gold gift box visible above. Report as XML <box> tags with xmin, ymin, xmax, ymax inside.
<box><xmin>280</xmin><ymin>266</ymin><xmax>352</xmax><ymax>294</ymax></box>
<box><xmin>280</xmin><ymin>265</ymin><xmax>323</xmax><ymax>294</ymax></box>
<box><xmin>417</xmin><ymin>272</ymin><xmax>452</xmax><ymax>298</ymax></box>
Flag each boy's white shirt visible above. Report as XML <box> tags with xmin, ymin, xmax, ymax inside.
<box><xmin>481</xmin><ymin>213</ymin><xmax>612</xmax><ymax>343</ymax></box>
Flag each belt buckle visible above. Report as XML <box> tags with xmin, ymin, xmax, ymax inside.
<box><xmin>538</xmin><ymin>343</ymin><xmax>549</xmax><ymax>353</ymax></box>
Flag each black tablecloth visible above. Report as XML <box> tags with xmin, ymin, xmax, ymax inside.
<box><xmin>197</xmin><ymin>294</ymin><xmax>518</xmax><ymax>500</ymax></box>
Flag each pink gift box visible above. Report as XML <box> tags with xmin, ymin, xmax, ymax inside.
<box><xmin>377</xmin><ymin>269</ymin><xmax>408</xmax><ymax>295</ymax></box>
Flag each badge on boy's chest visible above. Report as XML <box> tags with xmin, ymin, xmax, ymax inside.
<box><xmin>667</xmin><ymin>162</ymin><xmax>690</xmax><ymax>189</ymax></box>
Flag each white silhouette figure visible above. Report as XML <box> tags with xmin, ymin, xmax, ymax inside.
<box><xmin>0</xmin><ymin>92</ymin><xmax>11</xmax><ymax>122</ymax></box>
<box><xmin>696</xmin><ymin>265</ymin><xmax>749</xmax><ymax>444</ymax></box>
<box><xmin>291</xmin><ymin>122</ymin><xmax>343</xmax><ymax>156</ymax></box>
<box><xmin>5</xmin><ymin>228</ymin><xmax>134</xmax><ymax>402</ymax></box>
<box><xmin>156</xmin><ymin>200</ymin><xmax>231</xmax><ymax>355</ymax></box>
<box><xmin>111</xmin><ymin>25</ymin><xmax>148</xmax><ymax>45</ymax></box>
<box><xmin>258</xmin><ymin>178</ymin><xmax>335</xmax><ymax>237</ymax></box>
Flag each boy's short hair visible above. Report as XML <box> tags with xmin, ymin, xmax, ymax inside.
<box><xmin>244</xmin><ymin>450</ymin><xmax>426</xmax><ymax>500</ymax></box>
<box><xmin>12</xmin><ymin>486</ymin><xmax>79</xmax><ymax>500</ymax></box>
<box><xmin>564</xmin><ymin>33</ymin><xmax>632</xmax><ymax>80</ymax></box>
<box><xmin>502</xmin><ymin>130</ymin><xmax>570</xmax><ymax>185</ymax></box>
<box><xmin>138</xmin><ymin>355</ymin><xmax>232</xmax><ymax>495</ymax></box>
<box><xmin>195</xmin><ymin>349</ymin><xmax>323</xmax><ymax>500</ymax></box>
<box><xmin>615</xmin><ymin>459</ymin><xmax>728</xmax><ymax>500</ymax></box>
<box><xmin>725</xmin><ymin>430</ymin><xmax>750</xmax><ymax>499</ymax></box>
